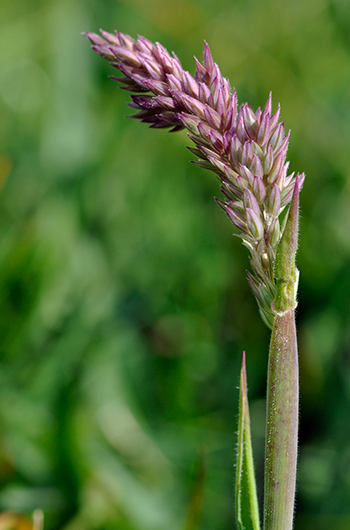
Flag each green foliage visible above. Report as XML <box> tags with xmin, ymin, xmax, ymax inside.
<box><xmin>0</xmin><ymin>0</ymin><xmax>350</xmax><ymax>529</ymax></box>
<box><xmin>273</xmin><ymin>179</ymin><xmax>300</xmax><ymax>313</ymax></box>
<box><xmin>235</xmin><ymin>353</ymin><xmax>260</xmax><ymax>530</ymax></box>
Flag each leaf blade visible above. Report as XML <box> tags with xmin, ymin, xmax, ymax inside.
<box><xmin>235</xmin><ymin>352</ymin><xmax>261</xmax><ymax>530</ymax></box>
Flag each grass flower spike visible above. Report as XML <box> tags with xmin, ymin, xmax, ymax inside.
<box><xmin>85</xmin><ymin>30</ymin><xmax>304</xmax><ymax>328</ymax></box>
<box><xmin>85</xmin><ymin>29</ymin><xmax>304</xmax><ymax>530</ymax></box>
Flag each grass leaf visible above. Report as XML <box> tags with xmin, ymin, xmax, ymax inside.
<box><xmin>235</xmin><ymin>352</ymin><xmax>261</xmax><ymax>530</ymax></box>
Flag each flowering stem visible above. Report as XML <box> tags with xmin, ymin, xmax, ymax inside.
<box><xmin>263</xmin><ymin>177</ymin><xmax>300</xmax><ymax>530</ymax></box>
<box><xmin>84</xmin><ymin>31</ymin><xmax>305</xmax><ymax>529</ymax></box>
<box><xmin>263</xmin><ymin>309</ymin><xmax>298</xmax><ymax>530</ymax></box>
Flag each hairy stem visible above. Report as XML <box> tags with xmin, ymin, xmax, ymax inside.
<box><xmin>263</xmin><ymin>308</ymin><xmax>298</xmax><ymax>530</ymax></box>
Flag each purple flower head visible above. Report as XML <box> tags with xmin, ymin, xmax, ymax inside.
<box><xmin>85</xmin><ymin>29</ymin><xmax>305</xmax><ymax>327</ymax></box>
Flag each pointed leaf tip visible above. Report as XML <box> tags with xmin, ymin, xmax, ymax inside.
<box><xmin>273</xmin><ymin>174</ymin><xmax>302</xmax><ymax>312</ymax></box>
<box><xmin>236</xmin><ymin>352</ymin><xmax>261</xmax><ymax>530</ymax></box>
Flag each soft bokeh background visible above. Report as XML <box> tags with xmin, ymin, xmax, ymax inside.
<box><xmin>1</xmin><ymin>0</ymin><xmax>350</xmax><ymax>528</ymax></box>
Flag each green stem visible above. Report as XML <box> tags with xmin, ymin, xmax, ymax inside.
<box><xmin>263</xmin><ymin>308</ymin><xmax>298</xmax><ymax>530</ymax></box>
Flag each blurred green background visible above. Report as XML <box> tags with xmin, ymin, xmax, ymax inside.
<box><xmin>1</xmin><ymin>0</ymin><xmax>350</xmax><ymax>528</ymax></box>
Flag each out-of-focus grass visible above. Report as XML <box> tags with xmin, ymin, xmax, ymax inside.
<box><xmin>0</xmin><ymin>0</ymin><xmax>350</xmax><ymax>529</ymax></box>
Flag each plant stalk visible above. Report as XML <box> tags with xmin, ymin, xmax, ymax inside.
<box><xmin>263</xmin><ymin>308</ymin><xmax>298</xmax><ymax>530</ymax></box>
